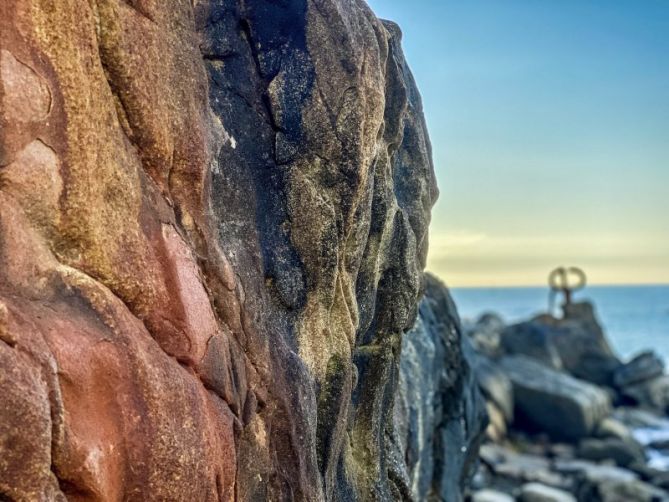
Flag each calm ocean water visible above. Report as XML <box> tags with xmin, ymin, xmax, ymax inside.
<box><xmin>451</xmin><ymin>285</ymin><xmax>669</xmax><ymax>362</ymax></box>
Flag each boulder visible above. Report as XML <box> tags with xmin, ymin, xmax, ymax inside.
<box><xmin>564</xmin><ymin>351</ymin><xmax>622</xmax><ymax>389</ymax></box>
<box><xmin>538</xmin><ymin>303</ymin><xmax>622</xmax><ymax>386</ymax></box>
<box><xmin>650</xmin><ymin>471</ymin><xmax>669</xmax><ymax>491</ymax></box>
<box><xmin>548</xmin><ymin>444</ymin><xmax>576</xmax><ymax>460</ymax></box>
<box><xmin>613</xmin><ymin>407</ymin><xmax>669</xmax><ymax>430</ymax></box>
<box><xmin>621</xmin><ymin>375</ymin><xmax>669</xmax><ymax>414</ymax></box>
<box><xmin>614</xmin><ymin>408</ymin><xmax>669</xmax><ymax>469</ymax></box>
<box><xmin>554</xmin><ymin>459</ymin><xmax>639</xmax><ymax>484</ymax></box>
<box><xmin>394</xmin><ymin>275</ymin><xmax>487</xmax><ymax>502</ymax></box>
<box><xmin>474</xmin><ymin>355</ymin><xmax>515</xmax><ymax>421</ymax></box>
<box><xmin>486</xmin><ymin>402</ymin><xmax>508</xmax><ymax>442</ymax></box>
<box><xmin>554</xmin><ymin>458</ymin><xmax>669</xmax><ymax>501</ymax></box>
<box><xmin>614</xmin><ymin>351</ymin><xmax>665</xmax><ymax>388</ymax></box>
<box><xmin>499</xmin><ymin>356</ymin><xmax>611</xmax><ymax>441</ymax></box>
<box><xmin>501</xmin><ymin>322</ymin><xmax>563</xmax><ymax>369</ymax></box>
<box><xmin>519</xmin><ymin>483</ymin><xmax>576</xmax><ymax>502</ymax></box>
<box><xmin>466</xmin><ymin>312</ymin><xmax>506</xmax><ymax>357</ymax></box>
<box><xmin>500</xmin><ymin>302</ymin><xmax>622</xmax><ymax>387</ymax></box>
<box><xmin>577</xmin><ymin>438</ymin><xmax>646</xmax><ymax>468</ymax></box>
<box><xmin>577</xmin><ymin>477</ymin><xmax>669</xmax><ymax>502</ymax></box>
<box><xmin>471</xmin><ymin>489</ymin><xmax>516</xmax><ymax>502</ymax></box>
<box><xmin>480</xmin><ymin>444</ymin><xmax>568</xmax><ymax>488</ymax></box>
<box><xmin>594</xmin><ymin>417</ymin><xmax>635</xmax><ymax>442</ymax></box>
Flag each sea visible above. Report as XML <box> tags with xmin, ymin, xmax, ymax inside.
<box><xmin>451</xmin><ymin>285</ymin><xmax>669</xmax><ymax>363</ymax></box>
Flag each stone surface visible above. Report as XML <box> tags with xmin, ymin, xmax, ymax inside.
<box><xmin>480</xmin><ymin>444</ymin><xmax>567</xmax><ymax>488</ymax></box>
<box><xmin>0</xmin><ymin>1</ymin><xmax>455</xmax><ymax>500</ymax></box>
<box><xmin>470</xmin><ymin>305</ymin><xmax>669</xmax><ymax>501</ymax></box>
<box><xmin>594</xmin><ymin>417</ymin><xmax>635</xmax><ymax>442</ymax></box>
<box><xmin>394</xmin><ymin>274</ymin><xmax>487</xmax><ymax>501</ymax></box>
<box><xmin>532</xmin><ymin>303</ymin><xmax>622</xmax><ymax>386</ymax></box>
<box><xmin>486</xmin><ymin>402</ymin><xmax>509</xmax><ymax>442</ymax></box>
<box><xmin>465</xmin><ymin>312</ymin><xmax>505</xmax><ymax>358</ymax></box>
<box><xmin>499</xmin><ymin>355</ymin><xmax>611</xmax><ymax>441</ymax></box>
<box><xmin>554</xmin><ymin>458</ymin><xmax>665</xmax><ymax>501</ymax></box>
<box><xmin>554</xmin><ymin>459</ymin><xmax>639</xmax><ymax>484</ymax></box>
<box><xmin>577</xmin><ymin>437</ymin><xmax>646</xmax><ymax>468</ymax></box>
<box><xmin>471</xmin><ymin>489</ymin><xmax>516</xmax><ymax>502</ymax></box>
<box><xmin>519</xmin><ymin>482</ymin><xmax>576</xmax><ymax>502</ymax></box>
<box><xmin>501</xmin><ymin>322</ymin><xmax>564</xmax><ymax>369</ymax></box>
<box><xmin>474</xmin><ymin>354</ymin><xmax>515</xmax><ymax>422</ymax></box>
<box><xmin>614</xmin><ymin>351</ymin><xmax>665</xmax><ymax>389</ymax></box>
<box><xmin>621</xmin><ymin>375</ymin><xmax>669</xmax><ymax>414</ymax></box>
<box><xmin>576</xmin><ymin>477</ymin><xmax>669</xmax><ymax>502</ymax></box>
<box><xmin>614</xmin><ymin>407</ymin><xmax>669</xmax><ymax>430</ymax></box>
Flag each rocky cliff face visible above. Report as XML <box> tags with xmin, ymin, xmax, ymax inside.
<box><xmin>0</xmin><ymin>1</ymin><xmax>483</xmax><ymax>500</ymax></box>
<box><xmin>394</xmin><ymin>274</ymin><xmax>487</xmax><ymax>501</ymax></box>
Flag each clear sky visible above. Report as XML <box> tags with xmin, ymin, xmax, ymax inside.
<box><xmin>366</xmin><ymin>0</ymin><xmax>669</xmax><ymax>287</ymax></box>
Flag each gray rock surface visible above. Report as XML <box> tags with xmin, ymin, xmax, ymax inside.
<box><xmin>499</xmin><ymin>355</ymin><xmax>611</xmax><ymax>441</ymax></box>
<box><xmin>549</xmin><ymin>303</ymin><xmax>622</xmax><ymax>386</ymax></box>
<box><xmin>394</xmin><ymin>274</ymin><xmax>487</xmax><ymax>501</ymax></box>
<box><xmin>517</xmin><ymin>303</ymin><xmax>622</xmax><ymax>386</ymax></box>
<box><xmin>480</xmin><ymin>444</ymin><xmax>568</xmax><ymax>488</ymax></box>
<box><xmin>472</xmin><ymin>489</ymin><xmax>516</xmax><ymax>502</ymax></box>
<box><xmin>519</xmin><ymin>482</ymin><xmax>576</xmax><ymax>502</ymax></box>
<box><xmin>554</xmin><ymin>458</ymin><xmax>640</xmax><ymax>483</ymax></box>
<box><xmin>471</xmin><ymin>304</ymin><xmax>669</xmax><ymax>502</ymax></box>
<box><xmin>577</xmin><ymin>477</ymin><xmax>669</xmax><ymax>502</ymax></box>
<box><xmin>614</xmin><ymin>351</ymin><xmax>665</xmax><ymax>389</ymax></box>
<box><xmin>614</xmin><ymin>407</ymin><xmax>669</xmax><ymax>430</ymax></box>
<box><xmin>501</xmin><ymin>322</ymin><xmax>564</xmax><ymax>369</ymax></box>
<box><xmin>466</xmin><ymin>313</ymin><xmax>505</xmax><ymax>358</ymax></box>
<box><xmin>474</xmin><ymin>355</ymin><xmax>515</xmax><ymax>422</ymax></box>
<box><xmin>577</xmin><ymin>437</ymin><xmax>646</xmax><ymax>467</ymax></box>
<box><xmin>201</xmin><ymin>2</ymin><xmax>440</xmax><ymax>498</ymax></box>
<box><xmin>486</xmin><ymin>402</ymin><xmax>509</xmax><ymax>442</ymax></box>
<box><xmin>499</xmin><ymin>302</ymin><xmax>622</xmax><ymax>387</ymax></box>
<box><xmin>621</xmin><ymin>375</ymin><xmax>669</xmax><ymax>414</ymax></box>
<box><xmin>594</xmin><ymin>417</ymin><xmax>635</xmax><ymax>442</ymax></box>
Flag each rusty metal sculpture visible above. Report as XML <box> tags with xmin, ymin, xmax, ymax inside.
<box><xmin>549</xmin><ymin>266</ymin><xmax>587</xmax><ymax>315</ymax></box>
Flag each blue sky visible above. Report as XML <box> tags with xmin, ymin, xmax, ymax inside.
<box><xmin>366</xmin><ymin>0</ymin><xmax>669</xmax><ymax>286</ymax></box>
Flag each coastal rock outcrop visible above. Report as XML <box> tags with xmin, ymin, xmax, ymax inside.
<box><xmin>614</xmin><ymin>351</ymin><xmax>665</xmax><ymax>389</ymax></box>
<box><xmin>501</xmin><ymin>303</ymin><xmax>621</xmax><ymax>386</ymax></box>
<box><xmin>394</xmin><ymin>274</ymin><xmax>487</xmax><ymax>501</ymax></box>
<box><xmin>0</xmin><ymin>1</ymin><xmax>482</xmax><ymax>500</ymax></box>
<box><xmin>519</xmin><ymin>482</ymin><xmax>576</xmax><ymax>502</ymax></box>
<box><xmin>499</xmin><ymin>355</ymin><xmax>611</xmax><ymax>441</ymax></box>
<box><xmin>469</xmin><ymin>304</ymin><xmax>669</xmax><ymax>501</ymax></box>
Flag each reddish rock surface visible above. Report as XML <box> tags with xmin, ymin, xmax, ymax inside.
<box><xmin>1</xmin><ymin>2</ymin><xmax>245</xmax><ymax>499</ymax></box>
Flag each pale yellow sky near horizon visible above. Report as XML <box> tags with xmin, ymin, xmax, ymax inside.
<box><xmin>367</xmin><ymin>1</ymin><xmax>669</xmax><ymax>288</ymax></box>
<box><xmin>427</xmin><ymin>228</ymin><xmax>669</xmax><ymax>288</ymax></box>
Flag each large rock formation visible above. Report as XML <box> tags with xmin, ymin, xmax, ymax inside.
<box><xmin>499</xmin><ymin>355</ymin><xmax>611</xmax><ymax>441</ymax></box>
<box><xmin>394</xmin><ymin>274</ymin><xmax>487</xmax><ymax>501</ymax></box>
<box><xmin>0</xmin><ymin>1</ymin><xmax>486</xmax><ymax>501</ymax></box>
<box><xmin>470</xmin><ymin>302</ymin><xmax>669</xmax><ymax>501</ymax></box>
<box><xmin>501</xmin><ymin>303</ymin><xmax>621</xmax><ymax>386</ymax></box>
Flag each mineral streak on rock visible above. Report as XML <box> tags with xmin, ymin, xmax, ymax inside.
<box><xmin>0</xmin><ymin>1</ymin><xmax>479</xmax><ymax>501</ymax></box>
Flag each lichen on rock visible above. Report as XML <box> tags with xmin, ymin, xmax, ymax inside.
<box><xmin>0</xmin><ymin>1</ymin><xmax>483</xmax><ymax>500</ymax></box>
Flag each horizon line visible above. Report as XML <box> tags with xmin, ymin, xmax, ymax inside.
<box><xmin>447</xmin><ymin>282</ymin><xmax>669</xmax><ymax>290</ymax></box>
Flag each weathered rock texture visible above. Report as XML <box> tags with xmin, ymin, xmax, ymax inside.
<box><xmin>394</xmin><ymin>274</ymin><xmax>487</xmax><ymax>502</ymax></box>
<box><xmin>500</xmin><ymin>355</ymin><xmax>611</xmax><ymax>442</ymax></box>
<box><xmin>0</xmin><ymin>1</ymin><xmax>488</xmax><ymax>501</ymax></box>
